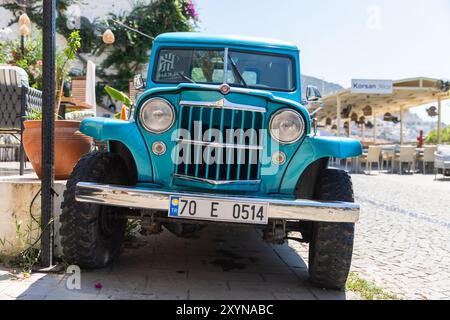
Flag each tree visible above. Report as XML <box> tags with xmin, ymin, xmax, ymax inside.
<box><xmin>0</xmin><ymin>0</ymin><xmax>99</xmax><ymax>53</ymax></box>
<box><xmin>95</xmin><ymin>0</ymin><xmax>198</xmax><ymax>92</ymax></box>
<box><xmin>1</xmin><ymin>0</ymin><xmax>199</xmax><ymax>93</ymax></box>
<box><xmin>425</xmin><ymin>127</ymin><xmax>450</xmax><ymax>144</ymax></box>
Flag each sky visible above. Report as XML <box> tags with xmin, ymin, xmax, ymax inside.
<box><xmin>195</xmin><ymin>0</ymin><xmax>450</xmax><ymax>124</ymax></box>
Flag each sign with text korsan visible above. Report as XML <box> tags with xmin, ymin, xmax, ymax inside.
<box><xmin>351</xmin><ymin>79</ymin><xmax>393</xmax><ymax>94</ymax></box>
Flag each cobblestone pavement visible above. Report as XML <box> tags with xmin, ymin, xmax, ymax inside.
<box><xmin>290</xmin><ymin>173</ymin><xmax>450</xmax><ymax>300</ymax></box>
<box><xmin>347</xmin><ymin>174</ymin><xmax>449</xmax><ymax>299</ymax></box>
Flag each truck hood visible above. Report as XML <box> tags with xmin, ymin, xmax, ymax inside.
<box><xmin>136</xmin><ymin>83</ymin><xmax>309</xmax><ymax>116</ymax></box>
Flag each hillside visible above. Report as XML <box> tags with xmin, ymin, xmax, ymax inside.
<box><xmin>301</xmin><ymin>75</ymin><xmax>344</xmax><ymax>97</ymax></box>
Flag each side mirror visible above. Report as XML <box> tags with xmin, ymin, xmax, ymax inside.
<box><xmin>133</xmin><ymin>74</ymin><xmax>145</xmax><ymax>90</ymax></box>
<box><xmin>305</xmin><ymin>85</ymin><xmax>322</xmax><ymax>102</ymax></box>
<box><xmin>303</xmin><ymin>85</ymin><xmax>324</xmax><ymax>118</ymax></box>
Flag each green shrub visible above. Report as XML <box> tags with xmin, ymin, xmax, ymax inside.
<box><xmin>425</xmin><ymin>127</ymin><xmax>450</xmax><ymax>144</ymax></box>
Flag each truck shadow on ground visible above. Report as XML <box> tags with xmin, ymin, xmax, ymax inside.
<box><xmin>5</xmin><ymin>226</ymin><xmax>349</xmax><ymax>300</ymax></box>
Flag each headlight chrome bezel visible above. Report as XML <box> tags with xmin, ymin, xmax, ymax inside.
<box><xmin>139</xmin><ymin>97</ymin><xmax>175</xmax><ymax>134</ymax></box>
<box><xmin>269</xmin><ymin>108</ymin><xmax>305</xmax><ymax>144</ymax></box>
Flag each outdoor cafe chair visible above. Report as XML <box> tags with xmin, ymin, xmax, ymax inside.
<box><xmin>394</xmin><ymin>145</ymin><xmax>416</xmax><ymax>174</ymax></box>
<box><xmin>359</xmin><ymin>145</ymin><xmax>381</xmax><ymax>174</ymax></box>
<box><xmin>381</xmin><ymin>148</ymin><xmax>395</xmax><ymax>173</ymax></box>
<box><xmin>0</xmin><ymin>65</ymin><xmax>42</xmax><ymax>175</ymax></box>
<box><xmin>419</xmin><ymin>145</ymin><xmax>436</xmax><ymax>174</ymax></box>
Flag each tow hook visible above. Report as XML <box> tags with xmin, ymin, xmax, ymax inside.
<box><xmin>263</xmin><ymin>220</ymin><xmax>286</xmax><ymax>245</ymax></box>
<box><xmin>140</xmin><ymin>210</ymin><xmax>162</xmax><ymax>236</ymax></box>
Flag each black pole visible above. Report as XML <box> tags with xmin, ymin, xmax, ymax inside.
<box><xmin>40</xmin><ymin>0</ymin><xmax>56</xmax><ymax>268</ymax></box>
<box><xmin>20</xmin><ymin>35</ymin><xmax>24</xmax><ymax>57</ymax></box>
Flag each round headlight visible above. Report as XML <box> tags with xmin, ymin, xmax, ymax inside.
<box><xmin>269</xmin><ymin>109</ymin><xmax>305</xmax><ymax>144</ymax></box>
<box><xmin>139</xmin><ymin>97</ymin><xmax>175</xmax><ymax>133</ymax></box>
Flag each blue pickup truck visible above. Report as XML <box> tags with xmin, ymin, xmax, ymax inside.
<box><xmin>60</xmin><ymin>33</ymin><xmax>362</xmax><ymax>289</ymax></box>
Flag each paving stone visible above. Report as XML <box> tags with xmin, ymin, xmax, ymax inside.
<box><xmin>350</xmin><ymin>174</ymin><xmax>450</xmax><ymax>300</ymax></box>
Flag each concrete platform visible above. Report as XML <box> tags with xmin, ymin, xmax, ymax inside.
<box><xmin>0</xmin><ymin>173</ymin><xmax>66</xmax><ymax>256</ymax></box>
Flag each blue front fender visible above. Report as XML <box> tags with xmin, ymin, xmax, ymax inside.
<box><xmin>80</xmin><ymin>117</ymin><xmax>153</xmax><ymax>182</ymax></box>
<box><xmin>279</xmin><ymin>136</ymin><xmax>362</xmax><ymax>194</ymax></box>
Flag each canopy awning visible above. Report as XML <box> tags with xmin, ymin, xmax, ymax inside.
<box><xmin>318</xmin><ymin>77</ymin><xmax>450</xmax><ymax>144</ymax></box>
<box><xmin>320</xmin><ymin>77</ymin><xmax>449</xmax><ymax>120</ymax></box>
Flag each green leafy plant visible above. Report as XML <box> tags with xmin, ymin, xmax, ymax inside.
<box><xmin>425</xmin><ymin>127</ymin><xmax>450</xmax><ymax>144</ymax></box>
<box><xmin>125</xmin><ymin>219</ymin><xmax>141</xmax><ymax>241</ymax></box>
<box><xmin>0</xmin><ymin>29</ymin><xmax>81</xmax><ymax>116</ymax></box>
<box><xmin>96</xmin><ymin>0</ymin><xmax>198</xmax><ymax>92</ymax></box>
<box><xmin>0</xmin><ymin>36</ymin><xmax>43</xmax><ymax>89</ymax></box>
<box><xmin>346</xmin><ymin>272</ymin><xmax>401</xmax><ymax>300</ymax></box>
<box><xmin>2</xmin><ymin>1</ymin><xmax>199</xmax><ymax>95</ymax></box>
<box><xmin>0</xmin><ymin>188</ymin><xmax>55</xmax><ymax>273</ymax></box>
<box><xmin>24</xmin><ymin>109</ymin><xmax>63</xmax><ymax>121</ymax></box>
<box><xmin>55</xmin><ymin>30</ymin><xmax>82</xmax><ymax>115</ymax></box>
<box><xmin>24</xmin><ymin>109</ymin><xmax>43</xmax><ymax>121</ymax></box>
<box><xmin>0</xmin><ymin>215</ymin><xmax>51</xmax><ymax>273</ymax></box>
<box><xmin>0</xmin><ymin>0</ymin><xmax>99</xmax><ymax>53</ymax></box>
<box><xmin>104</xmin><ymin>85</ymin><xmax>132</xmax><ymax>108</ymax></box>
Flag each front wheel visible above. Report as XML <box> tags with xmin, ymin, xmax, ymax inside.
<box><xmin>308</xmin><ymin>169</ymin><xmax>355</xmax><ymax>290</ymax></box>
<box><xmin>60</xmin><ymin>151</ymin><xmax>131</xmax><ymax>268</ymax></box>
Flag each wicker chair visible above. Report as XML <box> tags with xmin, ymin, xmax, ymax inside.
<box><xmin>0</xmin><ymin>66</ymin><xmax>42</xmax><ymax>175</ymax></box>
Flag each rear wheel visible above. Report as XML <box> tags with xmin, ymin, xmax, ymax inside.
<box><xmin>60</xmin><ymin>151</ymin><xmax>131</xmax><ymax>268</ymax></box>
<box><xmin>308</xmin><ymin>169</ymin><xmax>355</xmax><ymax>290</ymax></box>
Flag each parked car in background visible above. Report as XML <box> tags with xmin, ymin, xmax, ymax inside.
<box><xmin>435</xmin><ymin>144</ymin><xmax>450</xmax><ymax>177</ymax></box>
<box><xmin>60</xmin><ymin>33</ymin><xmax>362</xmax><ymax>290</ymax></box>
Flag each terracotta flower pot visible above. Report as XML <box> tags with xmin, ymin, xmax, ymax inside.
<box><xmin>23</xmin><ymin>120</ymin><xmax>93</xmax><ymax>180</ymax></box>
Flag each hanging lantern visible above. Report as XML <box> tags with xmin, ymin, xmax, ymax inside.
<box><xmin>102</xmin><ymin>29</ymin><xmax>115</xmax><ymax>44</ymax></box>
<box><xmin>341</xmin><ymin>105</ymin><xmax>352</xmax><ymax>118</ymax></box>
<box><xmin>359</xmin><ymin>116</ymin><xmax>366</xmax><ymax>124</ymax></box>
<box><xmin>383</xmin><ymin>112</ymin><xmax>392</xmax><ymax>122</ymax></box>
<box><xmin>325</xmin><ymin>117</ymin><xmax>332</xmax><ymax>126</ymax></box>
<box><xmin>426</xmin><ymin>106</ymin><xmax>438</xmax><ymax>117</ymax></box>
<box><xmin>18</xmin><ymin>13</ymin><xmax>31</xmax><ymax>28</ymax></box>
<box><xmin>350</xmin><ymin>112</ymin><xmax>358</xmax><ymax>122</ymax></box>
<box><xmin>19</xmin><ymin>24</ymin><xmax>30</xmax><ymax>37</ymax></box>
<box><xmin>363</xmin><ymin>105</ymin><xmax>372</xmax><ymax>116</ymax></box>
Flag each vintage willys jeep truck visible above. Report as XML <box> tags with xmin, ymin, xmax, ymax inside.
<box><xmin>60</xmin><ymin>33</ymin><xmax>362</xmax><ymax>289</ymax></box>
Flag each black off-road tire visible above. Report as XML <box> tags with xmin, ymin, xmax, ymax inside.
<box><xmin>308</xmin><ymin>169</ymin><xmax>355</xmax><ymax>290</ymax></box>
<box><xmin>60</xmin><ymin>151</ymin><xmax>131</xmax><ymax>268</ymax></box>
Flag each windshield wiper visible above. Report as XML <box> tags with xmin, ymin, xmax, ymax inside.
<box><xmin>228</xmin><ymin>54</ymin><xmax>247</xmax><ymax>87</ymax></box>
<box><xmin>178</xmin><ymin>72</ymin><xmax>196</xmax><ymax>84</ymax></box>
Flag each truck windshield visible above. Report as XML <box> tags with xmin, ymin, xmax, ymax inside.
<box><xmin>153</xmin><ymin>48</ymin><xmax>295</xmax><ymax>92</ymax></box>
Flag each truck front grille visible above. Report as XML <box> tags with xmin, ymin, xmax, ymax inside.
<box><xmin>174</xmin><ymin>103</ymin><xmax>265</xmax><ymax>183</ymax></box>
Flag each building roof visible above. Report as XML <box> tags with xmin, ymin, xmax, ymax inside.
<box><xmin>154</xmin><ymin>32</ymin><xmax>299</xmax><ymax>51</ymax></box>
<box><xmin>319</xmin><ymin>77</ymin><xmax>450</xmax><ymax>121</ymax></box>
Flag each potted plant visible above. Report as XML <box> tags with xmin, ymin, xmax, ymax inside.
<box><xmin>22</xmin><ymin>30</ymin><xmax>92</xmax><ymax>180</ymax></box>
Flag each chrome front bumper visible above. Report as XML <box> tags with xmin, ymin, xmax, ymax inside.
<box><xmin>75</xmin><ymin>182</ymin><xmax>360</xmax><ymax>223</ymax></box>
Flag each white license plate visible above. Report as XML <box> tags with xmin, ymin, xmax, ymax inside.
<box><xmin>168</xmin><ymin>196</ymin><xmax>269</xmax><ymax>225</ymax></box>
